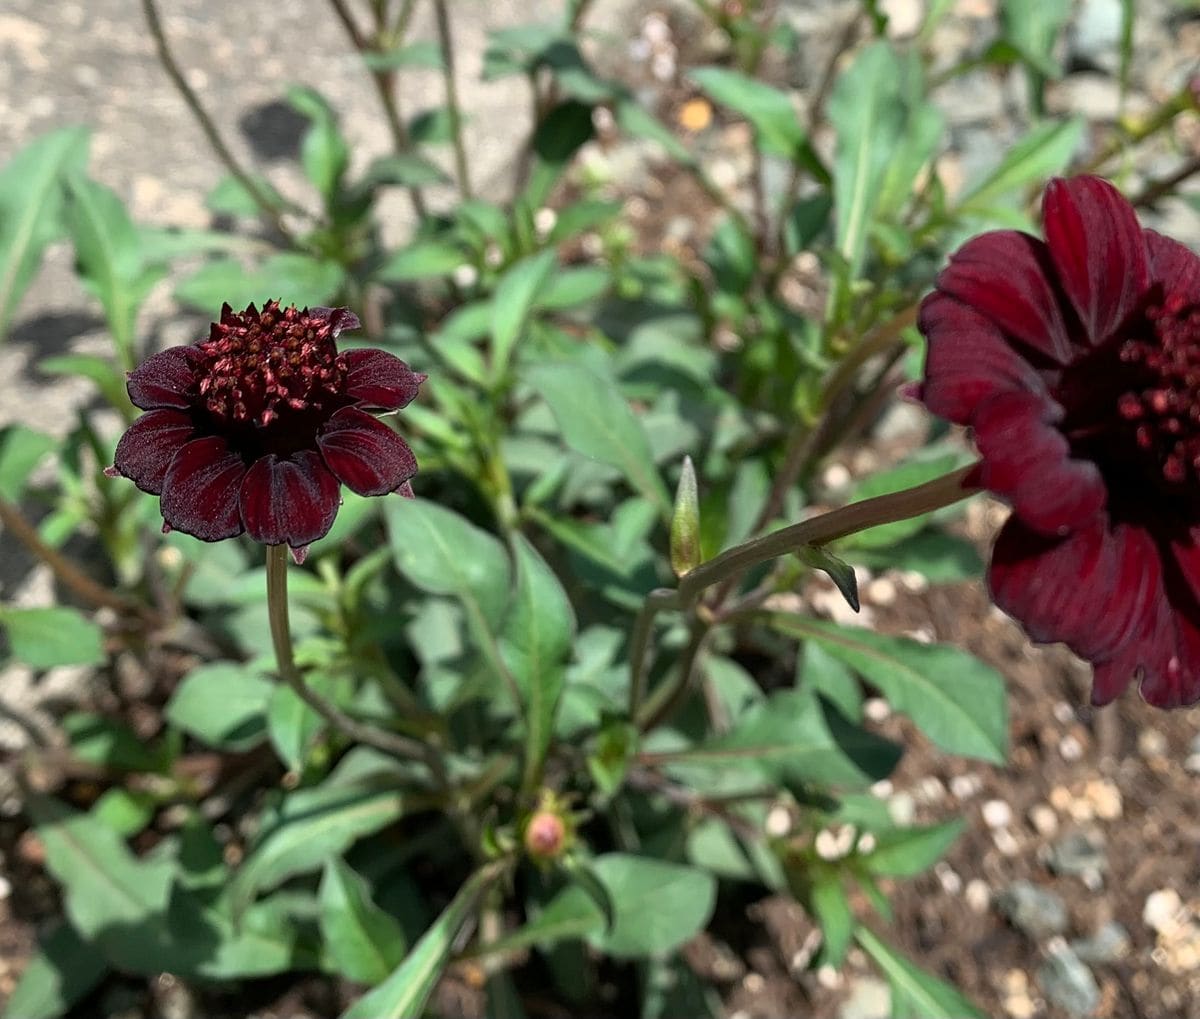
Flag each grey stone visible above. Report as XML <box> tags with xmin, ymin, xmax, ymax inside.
<box><xmin>1037</xmin><ymin>944</ymin><xmax>1102</xmax><ymax>1017</ymax></box>
<box><xmin>1067</xmin><ymin>0</ymin><xmax>1125</xmax><ymax>73</ymax></box>
<box><xmin>1071</xmin><ymin>921</ymin><xmax>1131</xmax><ymax>965</ymax></box>
<box><xmin>997</xmin><ymin>880</ymin><xmax>1069</xmax><ymax>939</ymax></box>
<box><xmin>1047</xmin><ymin>829</ymin><xmax>1108</xmax><ymax>878</ymax></box>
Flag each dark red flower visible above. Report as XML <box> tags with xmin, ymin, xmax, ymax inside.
<box><xmin>109</xmin><ymin>301</ymin><xmax>424</xmax><ymax>557</ymax></box>
<box><xmin>919</xmin><ymin>175</ymin><xmax>1200</xmax><ymax>709</ymax></box>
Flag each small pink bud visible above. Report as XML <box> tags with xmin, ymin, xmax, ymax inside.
<box><xmin>523</xmin><ymin>811</ymin><xmax>567</xmax><ymax>860</ymax></box>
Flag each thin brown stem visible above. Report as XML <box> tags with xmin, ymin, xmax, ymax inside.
<box><xmin>1133</xmin><ymin>154</ymin><xmax>1200</xmax><ymax>209</ymax></box>
<box><xmin>433</xmin><ymin>0</ymin><xmax>473</xmax><ymax>200</ymax></box>
<box><xmin>0</xmin><ymin>496</ymin><xmax>153</xmax><ymax>621</ymax></box>
<box><xmin>265</xmin><ymin>544</ymin><xmax>428</xmax><ymax>762</ymax></box>
<box><xmin>141</xmin><ymin>0</ymin><xmax>298</xmax><ymax>240</ymax></box>
<box><xmin>636</xmin><ymin>618</ymin><xmax>711</xmax><ymax>732</ymax></box>
<box><xmin>327</xmin><ymin>0</ymin><xmax>428</xmax><ymax>217</ymax></box>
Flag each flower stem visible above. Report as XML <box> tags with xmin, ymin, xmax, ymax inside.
<box><xmin>140</xmin><ymin>0</ymin><xmax>302</xmax><ymax>240</ymax></box>
<box><xmin>0</xmin><ymin>496</ymin><xmax>154</xmax><ymax>621</ymax></box>
<box><xmin>433</xmin><ymin>0</ymin><xmax>473</xmax><ymax>201</ymax></box>
<box><xmin>265</xmin><ymin>544</ymin><xmax>428</xmax><ymax>762</ymax></box>
<box><xmin>628</xmin><ymin>465</ymin><xmax>978</xmax><ymax>729</ymax></box>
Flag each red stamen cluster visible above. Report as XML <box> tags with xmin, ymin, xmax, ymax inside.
<box><xmin>197</xmin><ymin>301</ymin><xmax>348</xmax><ymax>427</ymax></box>
<box><xmin>1117</xmin><ymin>292</ymin><xmax>1200</xmax><ymax>485</ymax></box>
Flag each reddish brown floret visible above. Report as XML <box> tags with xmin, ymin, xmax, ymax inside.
<box><xmin>918</xmin><ymin>175</ymin><xmax>1200</xmax><ymax>708</ymax></box>
<box><xmin>110</xmin><ymin>301</ymin><xmax>424</xmax><ymax>557</ymax></box>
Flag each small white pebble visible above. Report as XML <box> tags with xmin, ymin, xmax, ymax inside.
<box><xmin>580</xmin><ymin>232</ymin><xmax>605</xmax><ymax>257</ymax></box>
<box><xmin>815</xmin><ymin>829</ymin><xmax>841</xmax><ymax>861</ymax></box>
<box><xmin>865</xmin><ymin>577</ymin><xmax>897</xmax><ymax>606</ymax></box>
<box><xmin>0</xmin><ymin>876</ymin><xmax>11</xmax><ymax>900</ymax></box>
<box><xmin>742</xmin><ymin>972</ymin><xmax>765</xmax><ymax>993</ymax></box>
<box><xmin>856</xmin><ymin>832</ymin><xmax>877</xmax><ymax>855</ymax></box>
<box><xmin>1059</xmin><ymin>734</ymin><xmax>1084</xmax><ymax>761</ymax></box>
<box><xmin>863</xmin><ymin>697</ymin><xmax>891</xmax><ymax>722</ymax></box>
<box><xmin>899</xmin><ymin>569</ymin><xmax>929</xmax><ymax>594</ymax></box>
<box><xmin>1085</xmin><ymin>779</ymin><xmax>1123</xmax><ymax>820</ymax></box>
<box><xmin>765</xmin><ymin>805</ymin><xmax>792</xmax><ymax>838</ymax></box>
<box><xmin>1082</xmin><ymin>870</ymin><xmax>1104</xmax><ymax>891</ymax></box>
<box><xmin>965</xmin><ymin>879</ymin><xmax>990</xmax><ymax>913</ymax></box>
<box><xmin>1028</xmin><ymin>804</ymin><xmax>1059</xmax><ymax>837</ymax></box>
<box><xmin>650</xmin><ymin>50</ymin><xmax>677</xmax><ymax>81</ymax></box>
<box><xmin>533</xmin><ymin>207</ymin><xmax>557</xmax><ymax>236</ymax></box>
<box><xmin>1067</xmin><ymin>799</ymin><xmax>1095</xmax><ymax>823</ymax></box>
<box><xmin>982</xmin><ymin>799</ymin><xmax>1013</xmax><ymax>829</ymax></box>
<box><xmin>821</xmin><ymin>463</ymin><xmax>852</xmax><ymax>490</ymax></box>
<box><xmin>641</xmin><ymin>12</ymin><xmax>671</xmax><ymax>44</ymax></box>
<box><xmin>1184</xmin><ymin>753</ymin><xmax>1200</xmax><ymax>775</ymax></box>
<box><xmin>1052</xmin><ymin>701</ymin><xmax>1075</xmax><ymax>724</ymax></box>
<box><xmin>903</xmin><ymin>626</ymin><xmax>935</xmax><ymax>644</ymax></box>
<box><xmin>452</xmin><ymin>263</ymin><xmax>478</xmax><ymax>288</ymax></box>
<box><xmin>591</xmin><ymin>106</ymin><xmax>615</xmax><ymax>132</ymax></box>
<box><xmin>993</xmin><ymin>828</ymin><xmax>1020</xmax><ymax>856</ymax></box>
<box><xmin>1144</xmin><ymin>889</ymin><xmax>1185</xmax><ymax>933</ymax></box>
<box><xmin>816</xmin><ymin>964</ymin><xmax>843</xmax><ymax>990</ymax></box>
<box><xmin>484</xmin><ymin>243</ymin><xmax>504</xmax><ymax>267</ymax></box>
<box><xmin>1138</xmin><ymin>729</ymin><xmax>1168</xmax><ymax>758</ymax></box>
<box><xmin>870</xmin><ymin>779</ymin><xmax>894</xmax><ymax>799</ymax></box>
<box><xmin>949</xmin><ymin>773</ymin><xmax>982</xmax><ymax>800</ymax></box>
<box><xmin>935</xmin><ymin>861</ymin><xmax>962</xmax><ymax>894</ymax></box>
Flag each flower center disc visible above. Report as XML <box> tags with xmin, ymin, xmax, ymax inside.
<box><xmin>1117</xmin><ymin>293</ymin><xmax>1200</xmax><ymax>486</ymax></box>
<box><xmin>196</xmin><ymin>301</ymin><xmax>348</xmax><ymax>430</ymax></box>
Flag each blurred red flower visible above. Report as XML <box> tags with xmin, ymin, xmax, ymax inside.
<box><xmin>109</xmin><ymin>300</ymin><xmax>424</xmax><ymax>558</ymax></box>
<box><xmin>920</xmin><ymin>175</ymin><xmax>1200</xmax><ymax>708</ymax></box>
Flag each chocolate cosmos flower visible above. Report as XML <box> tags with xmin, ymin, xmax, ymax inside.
<box><xmin>919</xmin><ymin>175</ymin><xmax>1200</xmax><ymax>709</ymax></box>
<box><xmin>110</xmin><ymin>301</ymin><xmax>424</xmax><ymax>556</ymax></box>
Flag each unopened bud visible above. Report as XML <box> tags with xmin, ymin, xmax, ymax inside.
<box><xmin>523</xmin><ymin>811</ymin><xmax>567</xmax><ymax>861</ymax></box>
<box><xmin>670</xmin><ymin>455</ymin><xmax>701</xmax><ymax>577</ymax></box>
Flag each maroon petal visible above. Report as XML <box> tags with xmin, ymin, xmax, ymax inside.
<box><xmin>317</xmin><ymin>406</ymin><xmax>417</xmax><ymax>496</ymax></box>
<box><xmin>309</xmin><ymin>307</ymin><xmax>361</xmax><ymax>338</ymax></box>
<box><xmin>343</xmin><ymin>348</ymin><xmax>426</xmax><ymax>411</ymax></box>
<box><xmin>1146</xmin><ymin>230</ymin><xmax>1200</xmax><ymax>296</ymax></box>
<box><xmin>239</xmin><ymin>451</ymin><xmax>341</xmax><ymax>548</ymax></box>
<box><xmin>988</xmin><ymin>517</ymin><xmax>1156</xmax><ymax>669</ymax></box>
<box><xmin>126</xmin><ymin>347</ymin><xmax>200</xmax><ymax>410</ymax></box>
<box><xmin>1042</xmin><ymin>176</ymin><xmax>1149</xmax><ymax>346</ymax></box>
<box><xmin>971</xmin><ymin>390</ymin><xmax>1105</xmax><ymax>535</ymax></box>
<box><xmin>112</xmin><ymin>410</ymin><xmax>196</xmax><ymax>495</ymax></box>
<box><xmin>918</xmin><ymin>292</ymin><xmax>1047</xmax><ymax>425</ymax></box>
<box><xmin>160</xmin><ymin>436</ymin><xmax>247</xmax><ymax>542</ymax></box>
<box><xmin>936</xmin><ymin>230</ymin><xmax>1075</xmax><ymax>364</ymax></box>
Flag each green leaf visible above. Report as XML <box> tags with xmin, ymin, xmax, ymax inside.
<box><xmin>810</xmin><ymin>871</ymin><xmax>854</xmax><ymax>965</ymax></box>
<box><xmin>957</xmin><ymin>118</ymin><xmax>1084</xmax><ymax>211</ymax></box>
<box><xmin>661</xmin><ymin>689</ymin><xmax>899</xmax><ymax>790</ymax></box>
<box><xmin>775</xmin><ymin>616</ymin><xmax>1008</xmax><ymax>763</ymax></box>
<box><xmin>861</xmin><ymin>819</ymin><xmax>966</xmax><ymax>877</ymax></box>
<box><xmin>589</xmin><ymin>854</ymin><xmax>715</xmax><ymax>957</ymax></box>
<box><xmin>0</xmin><ymin>607</ymin><xmax>105</xmax><ymax>669</ymax></box>
<box><xmin>287</xmin><ymin>86</ymin><xmax>350</xmax><ymax>200</ymax></box>
<box><xmin>176</xmin><ymin>254</ymin><xmax>345</xmax><ymax>312</ymax></box>
<box><xmin>492</xmin><ymin>248</ymin><xmax>557</xmax><ymax>378</ymax></box>
<box><xmin>525</xmin><ymin>362</ymin><xmax>671</xmax><ymax>516</ymax></box>
<box><xmin>3</xmin><ymin>922</ymin><xmax>108</xmax><ymax>1019</ymax></box>
<box><xmin>796</xmin><ymin>545</ymin><xmax>859</xmax><ymax>612</ymax></box>
<box><xmin>65</xmin><ymin>174</ymin><xmax>162</xmax><ymax>364</ymax></box>
<box><xmin>376</xmin><ymin>240</ymin><xmax>467</xmax><ymax>282</ymax></box>
<box><xmin>64</xmin><ymin>713</ymin><xmax>168</xmax><ymax>773</ymax></box>
<box><xmin>0</xmin><ymin>127</ymin><xmax>90</xmax><ymax>341</ymax></box>
<box><xmin>1000</xmin><ymin>0</ymin><xmax>1071</xmax><ymax>77</ymax></box>
<box><xmin>361</xmin><ymin>40</ymin><xmax>443</xmax><ymax>70</ymax></box>
<box><xmin>827</xmin><ymin>43</ymin><xmax>906</xmax><ymax>281</ymax></box>
<box><xmin>165</xmin><ymin>662</ymin><xmax>273</xmax><ymax>751</ymax></box>
<box><xmin>358</xmin><ymin>153</ymin><xmax>449</xmax><ymax>190</ymax></box>
<box><xmin>856</xmin><ymin>928</ymin><xmax>985</xmax><ymax>1018</ymax></box>
<box><xmin>267</xmin><ymin>672</ymin><xmax>334</xmax><ymax>771</ymax></box>
<box><xmin>205</xmin><ymin>174</ymin><xmax>286</xmax><ymax>217</ymax></box>
<box><xmin>319</xmin><ymin>858</ymin><xmax>408</xmax><ymax>984</ymax></box>
<box><xmin>386</xmin><ymin>498</ymin><xmax>511</xmax><ymax>632</ymax></box>
<box><xmin>524</xmin><ymin>100</ymin><xmax>596</xmax><ymax>209</ymax></box>
<box><xmin>0</xmin><ymin>425</ymin><xmax>56</xmax><ymax>500</ymax></box>
<box><xmin>39</xmin><ymin>353</ymin><xmax>131</xmax><ymax>412</ymax></box>
<box><xmin>502</xmin><ymin>534</ymin><xmax>575</xmax><ymax>791</ymax></box>
<box><xmin>688</xmin><ymin>67</ymin><xmax>804</xmax><ymax>158</ymax></box>
<box><xmin>233</xmin><ymin>782</ymin><xmax>408</xmax><ymax>907</ymax></box>
<box><xmin>536</xmin><ymin>265</ymin><xmax>611</xmax><ymax>309</ymax></box>
<box><xmin>92</xmin><ymin>788</ymin><xmax>156</xmax><ymax>836</ymax></box>
<box><xmin>784</xmin><ymin>193</ymin><xmax>833</xmax><ymax>255</ymax></box>
<box><xmin>341</xmin><ymin>861</ymin><xmax>505</xmax><ymax>1019</ymax></box>
<box><xmin>26</xmin><ymin>795</ymin><xmax>177</xmax><ymax>971</ymax></box>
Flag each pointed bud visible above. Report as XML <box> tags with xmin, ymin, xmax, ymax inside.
<box><xmin>796</xmin><ymin>544</ymin><xmax>859</xmax><ymax>612</ymax></box>
<box><xmin>670</xmin><ymin>455</ymin><xmax>701</xmax><ymax>578</ymax></box>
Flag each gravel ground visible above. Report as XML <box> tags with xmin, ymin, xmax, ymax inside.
<box><xmin>3</xmin><ymin>1</ymin><xmax>1200</xmax><ymax>1016</ymax></box>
